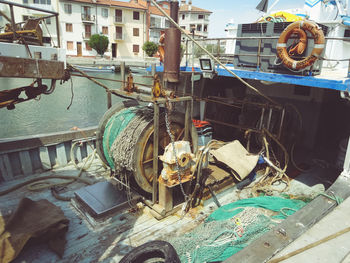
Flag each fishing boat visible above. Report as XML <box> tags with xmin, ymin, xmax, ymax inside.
<box><xmin>1</xmin><ymin>0</ymin><xmax>350</xmax><ymax>262</ymax></box>
<box><xmin>72</xmin><ymin>65</ymin><xmax>117</xmax><ymax>73</ymax></box>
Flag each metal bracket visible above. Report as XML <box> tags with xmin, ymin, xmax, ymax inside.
<box><xmin>340</xmin><ymin>90</ymin><xmax>350</xmax><ymax>102</ymax></box>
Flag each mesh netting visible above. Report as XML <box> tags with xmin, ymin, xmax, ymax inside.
<box><xmin>169</xmin><ymin>196</ymin><xmax>306</xmax><ymax>263</ymax></box>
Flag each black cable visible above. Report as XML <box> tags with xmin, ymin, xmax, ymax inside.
<box><xmin>66</xmin><ymin>77</ymin><xmax>74</xmax><ymax>110</ymax></box>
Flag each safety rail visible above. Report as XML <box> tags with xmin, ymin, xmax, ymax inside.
<box><xmin>0</xmin><ymin>0</ymin><xmax>60</xmax><ymax>47</ymax></box>
<box><xmin>183</xmin><ymin>36</ymin><xmax>350</xmax><ymax>68</ymax></box>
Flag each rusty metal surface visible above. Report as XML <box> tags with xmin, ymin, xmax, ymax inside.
<box><xmin>164</xmin><ymin>28</ymin><xmax>181</xmax><ymax>83</ymax></box>
<box><xmin>170</xmin><ymin>1</ymin><xmax>179</xmax><ymax>26</ymax></box>
<box><xmin>0</xmin><ymin>56</ymin><xmax>64</xmax><ymax>79</ymax></box>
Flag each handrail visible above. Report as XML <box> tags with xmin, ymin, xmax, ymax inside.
<box><xmin>0</xmin><ymin>0</ymin><xmax>60</xmax><ymax>47</ymax></box>
<box><xmin>0</xmin><ymin>0</ymin><xmax>58</xmax><ymax>15</ymax></box>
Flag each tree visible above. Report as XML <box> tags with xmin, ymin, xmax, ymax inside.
<box><xmin>142</xmin><ymin>41</ymin><xmax>158</xmax><ymax>57</ymax></box>
<box><xmin>88</xmin><ymin>34</ymin><xmax>109</xmax><ymax>57</ymax></box>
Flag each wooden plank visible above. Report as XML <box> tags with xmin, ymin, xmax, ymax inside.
<box><xmin>0</xmin><ymin>154</ymin><xmax>14</xmax><ymax>181</ymax></box>
<box><xmin>0</xmin><ymin>126</ymin><xmax>97</xmax><ymax>155</ymax></box>
<box><xmin>0</xmin><ymin>56</ymin><xmax>64</xmax><ymax>79</ymax></box>
<box><xmin>56</xmin><ymin>143</ymin><xmax>67</xmax><ymax>167</ymax></box>
<box><xmin>39</xmin><ymin>146</ymin><xmax>51</xmax><ymax>170</ymax></box>
<box><xmin>19</xmin><ymin>150</ymin><xmax>33</xmax><ymax>176</ymax></box>
<box><xmin>224</xmin><ymin>174</ymin><xmax>350</xmax><ymax>263</ymax></box>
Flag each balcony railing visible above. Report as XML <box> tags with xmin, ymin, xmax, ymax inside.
<box><xmin>81</xmin><ymin>14</ymin><xmax>95</xmax><ymax>22</ymax></box>
<box><xmin>114</xmin><ymin>16</ymin><xmax>124</xmax><ymax>24</ymax></box>
<box><xmin>150</xmin><ymin>23</ymin><xmax>163</xmax><ymax>29</ymax></box>
<box><xmin>114</xmin><ymin>33</ymin><xmax>125</xmax><ymax>40</ymax></box>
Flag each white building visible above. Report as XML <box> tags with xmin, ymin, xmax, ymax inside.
<box><xmin>58</xmin><ymin>0</ymin><xmax>147</xmax><ymax>58</ymax></box>
<box><xmin>179</xmin><ymin>0</ymin><xmax>211</xmax><ymax>39</ymax></box>
<box><xmin>110</xmin><ymin>0</ymin><xmax>147</xmax><ymax>58</ymax></box>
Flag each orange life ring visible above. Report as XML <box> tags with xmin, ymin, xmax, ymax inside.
<box><xmin>277</xmin><ymin>21</ymin><xmax>325</xmax><ymax>70</ymax></box>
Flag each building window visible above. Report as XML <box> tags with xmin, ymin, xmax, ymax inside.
<box><xmin>133</xmin><ymin>28</ymin><xmax>139</xmax><ymax>37</ymax></box>
<box><xmin>101</xmin><ymin>8</ymin><xmax>108</xmax><ymax>18</ymax></box>
<box><xmin>197</xmin><ymin>24</ymin><xmax>202</xmax><ymax>31</ymax></box>
<box><xmin>85</xmin><ymin>42</ymin><xmax>92</xmax><ymax>51</ymax></box>
<box><xmin>133</xmin><ymin>11</ymin><xmax>140</xmax><ymax>20</ymax></box>
<box><xmin>133</xmin><ymin>44</ymin><xmax>139</xmax><ymax>53</ymax></box>
<box><xmin>102</xmin><ymin>26</ymin><xmax>108</xmax><ymax>35</ymax></box>
<box><xmin>198</xmin><ymin>14</ymin><xmax>204</xmax><ymax>19</ymax></box>
<box><xmin>66</xmin><ymin>23</ymin><xmax>73</xmax><ymax>32</ymax></box>
<box><xmin>115</xmin><ymin>9</ymin><xmax>122</xmax><ymax>23</ymax></box>
<box><xmin>67</xmin><ymin>41</ymin><xmax>74</xmax><ymax>50</ymax></box>
<box><xmin>165</xmin><ymin>20</ymin><xmax>170</xmax><ymax>28</ymax></box>
<box><xmin>84</xmin><ymin>24</ymin><xmax>91</xmax><ymax>38</ymax></box>
<box><xmin>115</xmin><ymin>26</ymin><xmax>123</xmax><ymax>39</ymax></box>
<box><xmin>182</xmin><ymin>14</ymin><xmax>185</xmax><ymax>20</ymax></box>
<box><xmin>64</xmin><ymin>4</ymin><xmax>72</xmax><ymax>14</ymax></box>
<box><xmin>45</xmin><ymin>17</ymin><xmax>51</xmax><ymax>24</ymax></box>
<box><xmin>34</xmin><ymin>0</ymin><xmax>51</xmax><ymax>4</ymax></box>
<box><xmin>23</xmin><ymin>0</ymin><xmax>28</xmax><ymax>4</ymax></box>
<box><xmin>204</xmin><ymin>25</ymin><xmax>207</xmax><ymax>32</ymax></box>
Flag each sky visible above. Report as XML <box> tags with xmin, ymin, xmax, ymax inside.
<box><xmin>190</xmin><ymin>0</ymin><xmax>306</xmax><ymax>37</ymax></box>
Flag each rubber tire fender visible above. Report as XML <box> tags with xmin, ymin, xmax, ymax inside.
<box><xmin>119</xmin><ymin>240</ymin><xmax>181</xmax><ymax>263</ymax></box>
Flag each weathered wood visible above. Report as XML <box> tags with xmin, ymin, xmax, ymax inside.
<box><xmin>153</xmin><ymin>103</ymin><xmax>159</xmax><ymax>204</ymax></box>
<box><xmin>39</xmin><ymin>146</ymin><xmax>51</xmax><ymax>170</ymax></box>
<box><xmin>56</xmin><ymin>143</ymin><xmax>67</xmax><ymax>166</ymax></box>
<box><xmin>159</xmin><ymin>181</ymin><xmax>173</xmax><ymax>212</ymax></box>
<box><xmin>0</xmin><ymin>56</ymin><xmax>64</xmax><ymax>79</ymax></box>
<box><xmin>19</xmin><ymin>150</ymin><xmax>33</xmax><ymax>176</ymax></box>
<box><xmin>0</xmin><ymin>154</ymin><xmax>13</xmax><ymax>181</ymax></box>
<box><xmin>0</xmin><ymin>126</ymin><xmax>96</xmax><ymax>154</ymax></box>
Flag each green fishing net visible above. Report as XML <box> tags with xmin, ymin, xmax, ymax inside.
<box><xmin>169</xmin><ymin>196</ymin><xmax>306</xmax><ymax>263</ymax></box>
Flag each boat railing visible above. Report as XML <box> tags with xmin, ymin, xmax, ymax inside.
<box><xmin>183</xmin><ymin>36</ymin><xmax>350</xmax><ymax>69</ymax></box>
<box><xmin>0</xmin><ymin>0</ymin><xmax>60</xmax><ymax>47</ymax></box>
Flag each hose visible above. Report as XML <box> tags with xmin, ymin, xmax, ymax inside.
<box><xmin>0</xmin><ymin>143</ymin><xmax>99</xmax><ymax>200</ymax></box>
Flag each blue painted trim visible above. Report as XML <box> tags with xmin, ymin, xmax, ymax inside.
<box><xmin>152</xmin><ymin>65</ymin><xmax>349</xmax><ymax>91</ymax></box>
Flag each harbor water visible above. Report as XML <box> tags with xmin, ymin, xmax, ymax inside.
<box><xmin>0</xmin><ymin>72</ymin><xmax>151</xmax><ymax>139</ymax></box>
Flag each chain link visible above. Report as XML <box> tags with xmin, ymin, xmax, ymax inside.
<box><xmin>164</xmin><ymin>107</ymin><xmax>188</xmax><ymax>200</ymax></box>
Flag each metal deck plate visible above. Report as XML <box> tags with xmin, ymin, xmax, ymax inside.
<box><xmin>74</xmin><ymin>181</ymin><xmax>129</xmax><ymax>218</ymax></box>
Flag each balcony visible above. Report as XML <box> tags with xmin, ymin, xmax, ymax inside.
<box><xmin>81</xmin><ymin>14</ymin><xmax>95</xmax><ymax>23</ymax></box>
<box><xmin>82</xmin><ymin>32</ymin><xmax>92</xmax><ymax>39</ymax></box>
<box><xmin>114</xmin><ymin>16</ymin><xmax>124</xmax><ymax>24</ymax></box>
<box><xmin>150</xmin><ymin>22</ymin><xmax>163</xmax><ymax>29</ymax></box>
<box><xmin>30</xmin><ymin>3</ymin><xmax>54</xmax><ymax>12</ymax></box>
<box><xmin>114</xmin><ymin>33</ymin><xmax>125</xmax><ymax>41</ymax></box>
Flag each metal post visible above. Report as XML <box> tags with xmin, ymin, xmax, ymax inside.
<box><xmin>120</xmin><ymin>61</ymin><xmax>125</xmax><ymax>90</ymax></box>
<box><xmin>151</xmin><ymin>63</ymin><xmax>156</xmax><ymax>77</ymax></box>
<box><xmin>152</xmin><ymin>102</ymin><xmax>160</xmax><ymax>204</ymax></box>
<box><xmin>107</xmin><ymin>91</ymin><xmax>112</xmax><ymax>109</ymax></box>
<box><xmin>185</xmin><ymin>39</ymin><xmax>188</xmax><ymax>67</ymax></box>
<box><xmin>55</xmin><ymin>15</ymin><xmax>60</xmax><ymax>48</ymax></box>
<box><xmin>278</xmin><ymin>108</ymin><xmax>285</xmax><ymax>139</ymax></box>
<box><xmin>257</xmin><ymin>38</ymin><xmax>262</xmax><ymax>70</ymax></box>
<box><xmin>217</xmin><ymin>39</ymin><xmax>220</xmax><ymax>58</ymax></box>
<box><xmin>184</xmin><ymin>100</ymin><xmax>190</xmax><ymax>141</ymax></box>
<box><xmin>191</xmin><ymin>30</ymin><xmax>195</xmax><ymax>119</ymax></box>
<box><xmin>9</xmin><ymin>4</ymin><xmax>17</xmax><ymax>40</ymax></box>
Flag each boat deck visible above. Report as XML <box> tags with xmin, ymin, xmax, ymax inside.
<box><xmin>0</xmin><ymin>160</ymin><xmax>238</xmax><ymax>263</ymax></box>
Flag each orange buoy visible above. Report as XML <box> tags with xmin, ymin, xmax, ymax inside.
<box><xmin>277</xmin><ymin>21</ymin><xmax>325</xmax><ymax>70</ymax></box>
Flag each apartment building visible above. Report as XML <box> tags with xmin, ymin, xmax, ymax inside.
<box><xmin>59</xmin><ymin>0</ymin><xmax>146</xmax><ymax>58</ymax></box>
<box><xmin>0</xmin><ymin>0</ymin><xmax>211</xmax><ymax>58</ymax></box>
<box><xmin>179</xmin><ymin>0</ymin><xmax>211</xmax><ymax>39</ymax></box>
<box><xmin>110</xmin><ymin>1</ymin><xmax>146</xmax><ymax>58</ymax></box>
